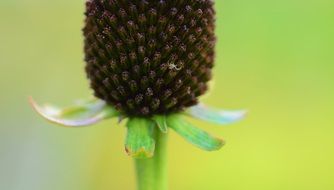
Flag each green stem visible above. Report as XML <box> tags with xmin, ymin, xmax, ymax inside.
<box><xmin>135</xmin><ymin>129</ymin><xmax>168</xmax><ymax>190</ymax></box>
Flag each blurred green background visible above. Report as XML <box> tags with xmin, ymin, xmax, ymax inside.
<box><xmin>1</xmin><ymin>0</ymin><xmax>334</xmax><ymax>190</ymax></box>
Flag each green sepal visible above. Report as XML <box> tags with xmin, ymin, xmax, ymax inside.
<box><xmin>29</xmin><ymin>97</ymin><xmax>119</xmax><ymax>127</ymax></box>
<box><xmin>152</xmin><ymin>115</ymin><xmax>168</xmax><ymax>133</ymax></box>
<box><xmin>167</xmin><ymin>114</ymin><xmax>224</xmax><ymax>151</ymax></box>
<box><xmin>125</xmin><ymin>118</ymin><xmax>156</xmax><ymax>159</ymax></box>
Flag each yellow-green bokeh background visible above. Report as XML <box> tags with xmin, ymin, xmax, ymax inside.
<box><xmin>1</xmin><ymin>0</ymin><xmax>334</xmax><ymax>189</ymax></box>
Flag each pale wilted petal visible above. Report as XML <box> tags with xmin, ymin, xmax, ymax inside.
<box><xmin>186</xmin><ymin>104</ymin><xmax>247</xmax><ymax>125</ymax></box>
<box><xmin>29</xmin><ymin>97</ymin><xmax>119</xmax><ymax>127</ymax></box>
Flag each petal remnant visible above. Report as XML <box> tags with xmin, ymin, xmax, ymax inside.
<box><xmin>29</xmin><ymin>97</ymin><xmax>119</xmax><ymax>127</ymax></box>
<box><xmin>186</xmin><ymin>104</ymin><xmax>247</xmax><ymax>125</ymax></box>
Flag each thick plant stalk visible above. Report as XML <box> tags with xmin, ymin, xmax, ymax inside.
<box><xmin>135</xmin><ymin>129</ymin><xmax>168</xmax><ymax>190</ymax></box>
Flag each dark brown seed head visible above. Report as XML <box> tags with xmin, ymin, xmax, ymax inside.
<box><xmin>84</xmin><ymin>0</ymin><xmax>216</xmax><ymax>116</ymax></box>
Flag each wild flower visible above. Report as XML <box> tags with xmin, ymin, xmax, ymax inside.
<box><xmin>30</xmin><ymin>1</ymin><xmax>245</xmax><ymax>189</ymax></box>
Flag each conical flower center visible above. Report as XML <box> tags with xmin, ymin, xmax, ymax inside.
<box><xmin>84</xmin><ymin>0</ymin><xmax>216</xmax><ymax>116</ymax></box>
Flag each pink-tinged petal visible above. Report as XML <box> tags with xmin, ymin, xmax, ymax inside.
<box><xmin>186</xmin><ymin>104</ymin><xmax>247</xmax><ymax>125</ymax></box>
<box><xmin>29</xmin><ymin>97</ymin><xmax>119</xmax><ymax>127</ymax></box>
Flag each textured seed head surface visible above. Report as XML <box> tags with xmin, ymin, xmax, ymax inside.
<box><xmin>84</xmin><ymin>0</ymin><xmax>216</xmax><ymax>116</ymax></box>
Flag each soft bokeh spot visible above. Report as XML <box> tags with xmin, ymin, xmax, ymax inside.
<box><xmin>1</xmin><ymin>0</ymin><xmax>334</xmax><ymax>190</ymax></box>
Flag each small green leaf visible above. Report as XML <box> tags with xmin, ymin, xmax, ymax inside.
<box><xmin>186</xmin><ymin>104</ymin><xmax>246</xmax><ymax>125</ymax></box>
<box><xmin>125</xmin><ymin>118</ymin><xmax>156</xmax><ymax>159</ymax></box>
<box><xmin>152</xmin><ymin>115</ymin><xmax>168</xmax><ymax>133</ymax></box>
<box><xmin>29</xmin><ymin>97</ymin><xmax>119</xmax><ymax>127</ymax></box>
<box><xmin>167</xmin><ymin>114</ymin><xmax>224</xmax><ymax>151</ymax></box>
